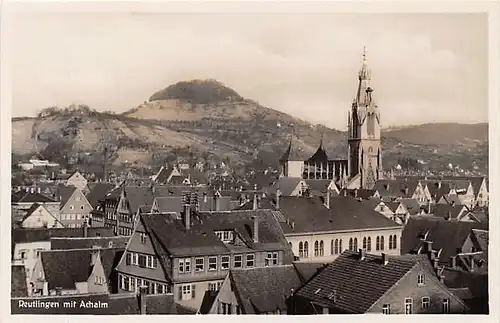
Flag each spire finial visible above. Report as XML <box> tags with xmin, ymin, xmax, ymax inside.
<box><xmin>362</xmin><ymin>46</ymin><xmax>367</xmax><ymax>64</ymax></box>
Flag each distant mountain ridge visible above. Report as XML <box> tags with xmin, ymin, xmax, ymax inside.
<box><xmin>11</xmin><ymin>79</ymin><xmax>488</xmax><ymax>174</ymax></box>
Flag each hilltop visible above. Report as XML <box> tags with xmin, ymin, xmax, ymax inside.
<box><xmin>11</xmin><ymin>79</ymin><xmax>488</xmax><ymax>174</ymax></box>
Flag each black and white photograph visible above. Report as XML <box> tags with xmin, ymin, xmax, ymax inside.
<box><xmin>2</xmin><ymin>0</ymin><xmax>498</xmax><ymax>319</ymax></box>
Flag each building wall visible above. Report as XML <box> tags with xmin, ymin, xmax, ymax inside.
<box><xmin>59</xmin><ymin>189</ymin><xmax>93</xmax><ymax>228</ymax></box>
<box><xmin>21</xmin><ymin>206</ymin><xmax>64</xmax><ymax>229</ymax></box>
<box><xmin>369</xmin><ymin>263</ymin><xmax>467</xmax><ymax>314</ymax></box>
<box><xmin>174</xmin><ymin>278</ymin><xmax>226</xmax><ymax>312</ymax></box>
<box><xmin>285</xmin><ymin>161</ymin><xmax>304</xmax><ymax>178</ymax></box>
<box><xmin>287</xmin><ymin>227</ymin><xmax>402</xmax><ymax>263</ymax></box>
<box><xmin>87</xmin><ymin>254</ymin><xmax>109</xmax><ymax>294</ymax></box>
<box><xmin>66</xmin><ymin>172</ymin><xmax>88</xmax><ymax>191</ymax></box>
<box><xmin>475</xmin><ymin>180</ymin><xmax>488</xmax><ymax>208</ymax></box>
<box><xmin>209</xmin><ymin>275</ymin><xmax>239</xmax><ymax>314</ymax></box>
<box><xmin>13</xmin><ymin>241</ymin><xmax>51</xmax><ymax>292</ymax></box>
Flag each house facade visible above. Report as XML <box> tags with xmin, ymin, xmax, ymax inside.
<box><xmin>115</xmin><ymin>206</ymin><xmax>293</xmax><ymax>312</ymax></box>
<box><xmin>20</xmin><ymin>203</ymin><xmax>65</xmax><ymax>229</ymax></box>
<box><xmin>65</xmin><ymin>171</ymin><xmax>88</xmax><ymax>192</ymax></box>
<box><xmin>58</xmin><ymin>187</ymin><xmax>93</xmax><ymax>228</ymax></box>
<box><xmin>292</xmin><ymin>251</ymin><xmax>468</xmax><ymax>314</ymax></box>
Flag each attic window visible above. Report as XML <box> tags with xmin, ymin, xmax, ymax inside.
<box><xmin>314</xmin><ymin>288</ymin><xmax>322</xmax><ymax>295</ymax></box>
<box><xmin>215</xmin><ymin>230</ymin><xmax>233</xmax><ymax>243</ymax></box>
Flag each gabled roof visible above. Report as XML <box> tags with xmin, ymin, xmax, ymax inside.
<box><xmin>400</xmin><ymin>198</ymin><xmax>422</xmax><ymax>215</ymax></box>
<box><xmin>280</xmin><ymin>137</ymin><xmax>309</xmax><ymax>162</ymax></box>
<box><xmin>294</xmin><ymin>251</ymin><xmax>420</xmax><ymax>313</ymax></box>
<box><xmin>230</xmin><ymin>265</ymin><xmax>303</xmax><ymax>314</ymax></box>
<box><xmin>140</xmin><ymin>209</ymin><xmax>291</xmax><ymax>257</ymax></box>
<box><xmin>304</xmin><ymin>179</ymin><xmax>334</xmax><ymax>195</ymax></box>
<box><xmin>50</xmin><ymin>236</ymin><xmax>130</xmax><ymax>250</ymax></box>
<box><xmin>277</xmin><ymin>196</ymin><xmax>400</xmax><ymax>235</ymax></box>
<box><xmin>431</xmin><ymin>204</ymin><xmax>465</xmax><ymax>220</ymax></box>
<box><xmin>86</xmin><ymin>183</ymin><xmax>115</xmax><ymax>207</ymax></box>
<box><xmin>11</xmin><ymin>191</ymin><xmax>56</xmax><ymax>204</ymax></box>
<box><xmin>292</xmin><ymin>262</ymin><xmax>328</xmax><ymax>283</ymax></box>
<box><xmin>439</xmin><ymin>194</ymin><xmax>462</xmax><ymax>206</ymax></box>
<box><xmin>264</xmin><ymin>177</ymin><xmax>303</xmax><ymax>196</ymax></box>
<box><xmin>56</xmin><ymin>185</ymin><xmax>78</xmax><ymax>208</ymax></box>
<box><xmin>11</xmin><ymin>265</ymin><xmax>28</xmax><ymax>297</ymax></box>
<box><xmin>342</xmin><ymin>188</ymin><xmax>376</xmax><ymax>199</ymax></box>
<box><xmin>471</xmin><ymin>229</ymin><xmax>488</xmax><ymax>252</ymax></box>
<box><xmin>199</xmin><ymin>290</ymin><xmax>219</xmax><ymax>314</ymax></box>
<box><xmin>40</xmin><ymin>247</ymin><xmax>123</xmax><ymax>290</ymax></box>
<box><xmin>401</xmin><ymin>216</ymin><xmax>488</xmax><ymax>265</ymax></box>
<box><xmin>373</xmin><ymin>180</ymin><xmax>420</xmax><ymax>198</ymax></box>
<box><xmin>11</xmin><ymin>293</ymin><xmax>178</xmax><ymax>314</ymax></box>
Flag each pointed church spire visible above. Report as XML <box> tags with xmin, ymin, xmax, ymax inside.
<box><xmin>355</xmin><ymin>47</ymin><xmax>374</xmax><ymax>107</ymax></box>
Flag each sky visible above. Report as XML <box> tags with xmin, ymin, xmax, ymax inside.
<box><xmin>11</xmin><ymin>11</ymin><xmax>488</xmax><ymax>129</ymax></box>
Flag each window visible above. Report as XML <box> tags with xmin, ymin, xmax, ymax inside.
<box><xmin>417</xmin><ymin>274</ymin><xmax>425</xmax><ymax>286</ymax></box>
<box><xmin>208</xmin><ymin>256</ymin><xmax>217</xmax><ymax>271</ymax></box>
<box><xmin>376</xmin><ymin>236</ymin><xmax>380</xmax><ymax>251</ymax></box>
<box><xmin>130</xmin><ymin>277</ymin><xmax>136</xmax><ymax>292</ymax></box>
<box><xmin>265</xmin><ymin>252</ymin><xmax>278</xmax><ymax>266</ymax></box>
<box><xmin>76</xmin><ymin>195</ymin><xmax>81</xmax><ymax>201</ymax></box>
<box><xmin>349</xmin><ymin>238</ymin><xmax>353</xmax><ymax>251</ymax></box>
<box><xmin>392</xmin><ymin>235</ymin><xmax>397</xmax><ymax>249</ymax></box>
<box><xmin>404</xmin><ymin>298</ymin><xmax>413</xmax><ymax>314</ymax></box>
<box><xmin>180</xmin><ymin>284</ymin><xmax>194</xmax><ymax>300</ymax></box>
<box><xmin>380</xmin><ymin>236</ymin><xmax>385</xmax><ymax>250</ymax></box>
<box><xmin>140</xmin><ymin>233</ymin><xmax>147</xmax><ymax>244</ymax></box>
<box><xmin>234</xmin><ymin>255</ymin><xmax>242</xmax><ymax>268</ymax></box>
<box><xmin>303</xmin><ymin>241</ymin><xmax>309</xmax><ymax>258</ymax></box>
<box><xmin>389</xmin><ymin>236</ymin><xmax>393</xmax><ymax>249</ymax></box>
<box><xmin>299</xmin><ymin>242</ymin><xmax>304</xmax><ymax>258</ymax></box>
<box><xmin>35</xmin><ymin>248</ymin><xmax>45</xmax><ymax>257</ymax></box>
<box><xmin>367</xmin><ymin>237</ymin><xmax>372</xmax><ymax>251</ymax></box>
<box><xmin>146</xmin><ymin>255</ymin><xmax>157</xmax><ymax>269</ymax></box>
<box><xmin>246</xmin><ymin>254</ymin><xmax>255</xmax><ymax>267</ymax></box>
<box><xmin>80</xmin><ymin>206</ymin><xmax>84</xmax><ymax>210</ymax></box>
<box><xmin>221</xmin><ymin>256</ymin><xmax>230</xmax><ymax>270</ymax></box>
<box><xmin>442</xmin><ymin>299</ymin><xmax>450</xmax><ymax>313</ymax></box>
<box><xmin>70</xmin><ymin>205</ymin><xmax>74</xmax><ymax>210</ymax></box>
<box><xmin>319</xmin><ymin>240</ymin><xmax>324</xmax><ymax>256</ymax></box>
<box><xmin>422</xmin><ymin>297</ymin><xmax>430</xmax><ymax>309</ymax></box>
<box><xmin>382</xmin><ymin>304</ymin><xmax>390</xmax><ymax>315</ymax></box>
<box><xmin>334</xmin><ymin>239</ymin><xmax>339</xmax><ymax>254</ymax></box>
<box><xmin>314</xmin><ymin>241</ymin><xmax>319</xmax><ymax>257</ymax></box>
<box><xmin>363</xmin><ymin>237</ymin><xmax>367</xmax><ymax>250</ymax></box>
<box><xmin>195</xmin><ymin>257</ymin><xmax>205</xmax><ymax>272</ymax></box>
<box><xmin>353</xmin><ymin>238</ymin><xmax>358</xmax><ymax>251</ymax></box>
<box><xmin>179</xmin><ymin>258</ymin><xmax>191</xmax><ymax>274</ymax></box>
<box><xmin>330</xmin><ymin>240</ymin><xmax>334</xmax><ymax>255</ymax></box>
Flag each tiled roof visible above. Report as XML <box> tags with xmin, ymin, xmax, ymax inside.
<box><xmin>264</xmin><ymin>177</ymin><xmax>303</xmax><ymax>196</ymax></box>
<box><xmin>292</xmin><ymin>262</ymin><xmax>328</xmax><ymax>283</ymax></box>
<box><xmin>50</xmin><ymin>236</ymin><xmax>130</xmax><ymax>250</ymax></box>
<box><xmin>471</xmin><ymin>229</ymin><xmax>488</xmax><ymax>252</ymax></box>
<box><xmin>400</xmin><ymin>198</ymin><xmax>423</xmax><ymax>215</ymax></box>
<box><xmin>307</xmin><ymin>142</ymin><xmax>329</xmax><ymax>163</ymax></box>
<box><xmin>304</xmin><ymin>179</ymin><xmax>333</xmax><ymax>195</ymax></box>
<box><xmin>439</xmin><ymin>194</ymin><xmax>462</xmax><ymax>206</ymax></box>
<box><xmin>231</xmin><ymin>265</ymin><xmax>303</xmax><ymax>314</ymax></box>
<box><xmin>199</xmin><ymin>290</ymin><xmax>218</xmax><ymax>314</ymax></box>
<box><xmin>11</xmin><ymin>265</ymin><xmax>28</xmax><ymax>297</ymax></box>
<box><xmin>401</xmin><ymin>216</ymin><xmax>487</xmax><ymax>265</ymax></box>
<box><xmin>56</xmin><ymin>185</ymin><xmax>78</xmax><ymax>208</ymax></box>
<box><xmin>278</xmin><ymin>196</ymin><xmax>400</xmax><ymax>235</ymax></box>
<box><xmin>86</xmin><ymin>183</ymin><xmax>115</xmax><ymax>207</ymax></box>
<box><xmin>12</xmin><ymin>227</ymin><xmax>115</xmax><ymax>245</ymax></box>
<box><xmin>234</xmin><ymin>196</ymin><xmax>277</xmax><ymax>211</ymax></box>
<box><xmin>294</xmin><ymin>251</ymin><xmax>419</xmax><ymax>313</ymax></box>
<box><xmin>41</xmin><ymin>247</ymin><xmax>123</xmax><ymax>290</ymax></box>
<box><xmin>430</xmin><ymin>204</ymin><xmax>465</xmax><ymax>219</ymax></box>
<box><xmin>140</xmin><ymin>209</ymin><xmax>292</xmax><ymax>257</ymax></box>
<box><xmin>11</xmin><ymin>293</ymin><xmax>178</xmax><ymax>314</ymax></box>
<box><xmin>373</xmin><ymin>180</ymin><xmax>419</xmax><ymax>198</ymax></box>
<box><xmin>11</xmin><ymin>191</ymin><xmax>56</xmax><ymax>204</ymax></box>
<box><xmin>153</xmin><ymin>166</ymin><xmax>172</xmax><ymax>184</ymax></box>
<box><xmin>384</xmin><ymin>201</ymin><xmax>402</xmax><ymax>213</ymax></box>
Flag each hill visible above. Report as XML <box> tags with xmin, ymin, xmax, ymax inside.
<box><xmin>11</xmin><ymin>79</ymin><xmax>488</xmax><ymax>175</ymax></box>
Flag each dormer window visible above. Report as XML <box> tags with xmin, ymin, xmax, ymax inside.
<box><xmin>215</xmin><ymin>230</ymin><xmax>234</xmax><ymax>243</ymax></box>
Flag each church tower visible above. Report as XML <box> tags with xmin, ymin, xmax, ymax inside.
<box><xmin>347</xmin><ymin>48</ymin><xmax>382</xmax><ymax>189</ymax></box>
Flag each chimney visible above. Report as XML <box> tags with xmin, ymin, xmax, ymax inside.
<box><xmin>30</xmin><ymin>187</ymin><xmax>35</xmax><ymax>194</ymax></box>
<box><xmin>424</xmin><ymin>240</ymin><xmax>433</xmax><ymax>253</ymax></box>
<box><xmin>450</xmin><ymin>256</ymin><xmax>457</xmax><ymax>269</ymax></box>
<box><xmin>83</xmin><ymin>220</ymin><xmax>88</xmax><ymax>237</ymax></box>
<box><xmin>214</xmin><ymin>193</ymin><xmax>221</xmax><ymax>211</ymax></box>
<box><xmin>253</xmin><ymin>216</ymin><xmax>259</xmax><ymax>243</ymax></box>
<box><xmin>358</xmin><ymin>248</ymin><xmax>366</xmax><ymax>261</ymax></box>
<box><xmin>325</xmin><ymin>190</ymin><xmax>331</xmax><ymax>209</ymax></box>
<box><xmin>253</xmin><ymin>194</ymin><xmax>258</xmax><ymax>210</ymax></box>
<box><xmin>184</xmin><ymin>204</ymin><xmax>191</xmax><ymax>230</ymax></box>
<box><xmin>354</xmin><ymin>188</ymin><xmax>358</xmax><ymax>198</ymax></box>
<box><xmin>138</xmin><ymin>285</ymin><xmax>148</xmax><ymax>314</ymax></box>
<box><xmin>438</xmin><ymin>181</ymin><xmax>442</xmax><ymax>189</ymax></box>
<box><xmin>276</xmin><ymin>189</ymin><xmax>281</xmax><ymax>210</ymax></box>
<box><xmin>25</xmin><ymin>187</ymin><xmax>29</xmax><ymax>192</ymax></box>
<box><xmin>381</xmin><ymin>253</ymin><xmax>388</xmax><ymax>265</ymax></box>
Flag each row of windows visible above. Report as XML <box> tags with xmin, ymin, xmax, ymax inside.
<box><xmin>18</xmin><ymin>248</ymin><xmax>45</xmax><ymax>260</ymax></box>
<box><xmin>118</xmin><ymin>227</ymin><xmax>133</xmax><ymax>236</ymax></box>
<box><xmin>178</xmin><ymin>253</ymin><xmax>258</xmax><ymax>273</ymax></box>
<box><xmin>119</xmin><ymin>273</ymin><xmax>170</xmax><ymax>294</ymax></box>
<box><xmin>93</xmin><ymin>275</ymin><xmax>106</xmax><ymax>285</ymax></box>
<box><xmin>125</xmin><ymin>252</ymin><xmax>158</xmax><ymax>269</ymax></box>
<box><xmin>60</xmin><ymin>213</ymin><xmax>88</xmax><ymax>221</ymax></box>
<box><xmin>382</xmin><ymin>297</ymin><xmax>450</xmax><ymax>314</ymax></box>
<box><xmin>217</xmin><ymin>301</ymin><xmax>242</xmax><ymax>314</ymax></box>
<box><xmin>296</xmin><ymin>235</ymin><xmax>399</xmax><ymax>258</ymax></box>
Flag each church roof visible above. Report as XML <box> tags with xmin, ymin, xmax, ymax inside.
<box><xmin>307</xmin><ymin>139</ymin><xmax>329</xmax><ymax>162</ymax></box>
<box><xmin>279</xmin><ymin>137</ymin><xmax>308</xmax><ymax>162</ymax></box>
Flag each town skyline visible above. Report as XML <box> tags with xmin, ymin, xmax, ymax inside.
<box><xmin>11</xmin><ymin>12</ymin><xmax>488</xmax><ymax>129</ymax></box>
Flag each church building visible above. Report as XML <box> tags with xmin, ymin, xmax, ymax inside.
<box><xmin>279</xmin><ymin>49</ymin><xmax>382</xmax><ymax>190</ymax></box>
